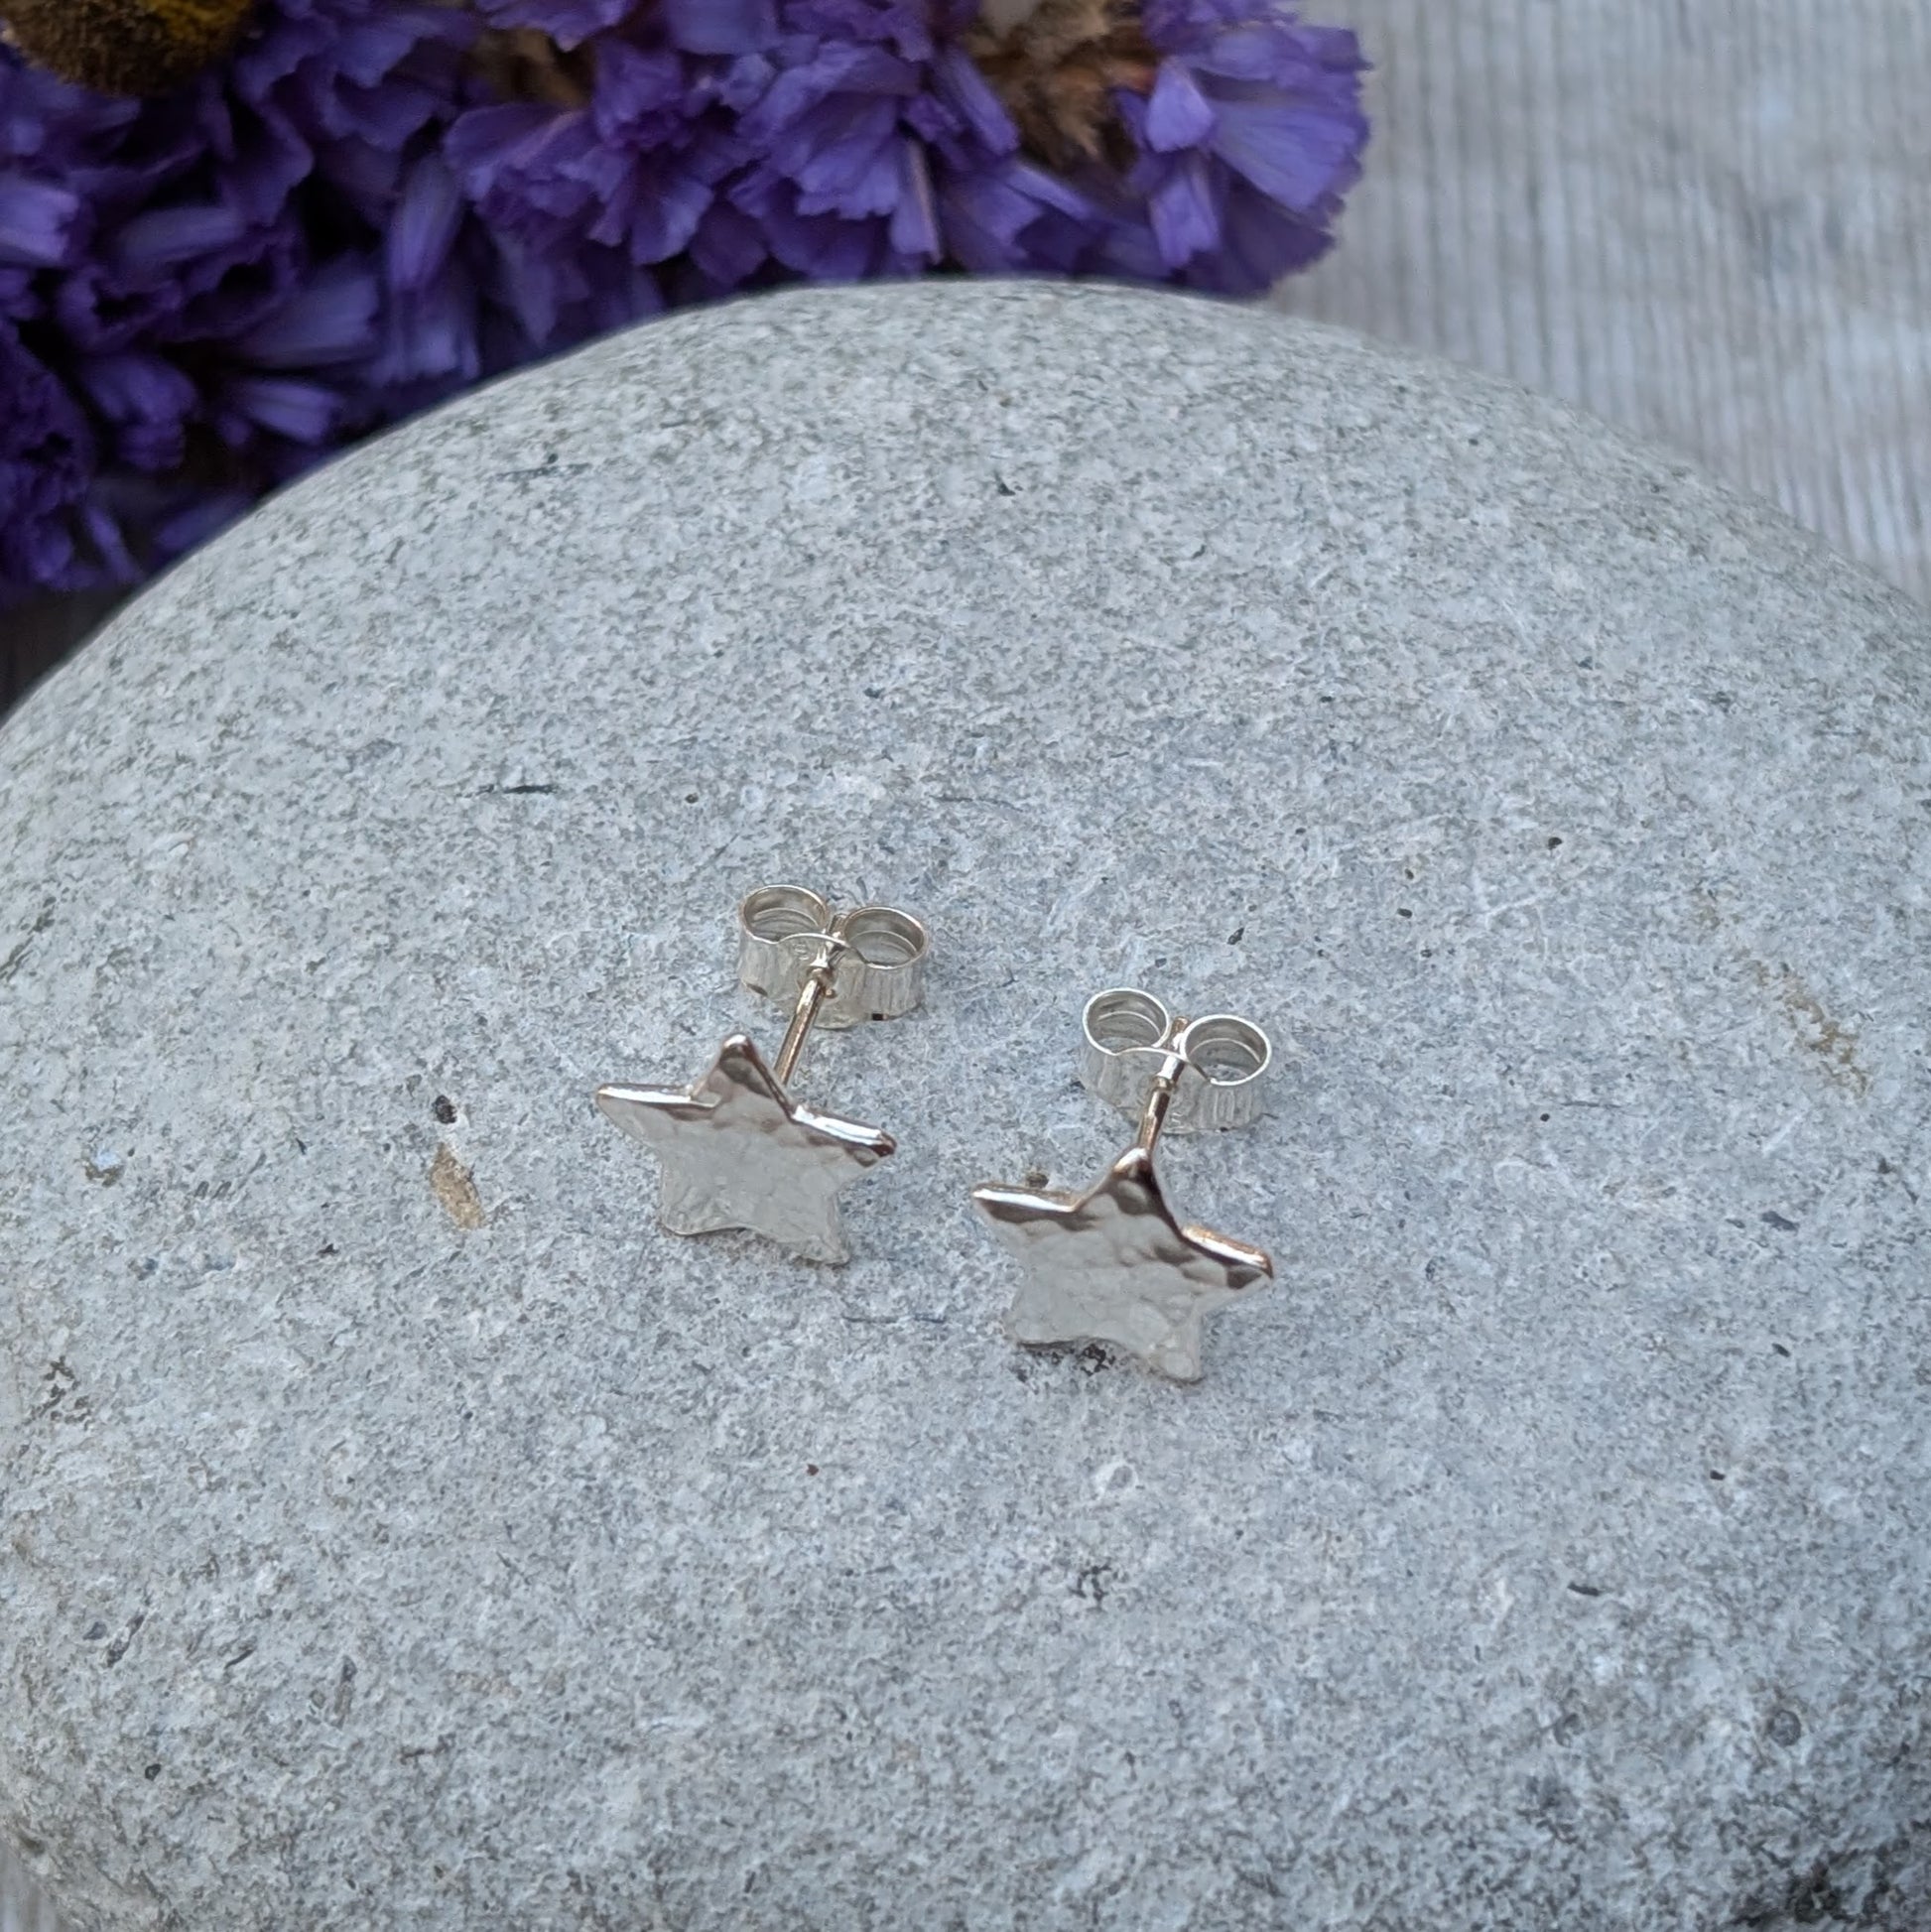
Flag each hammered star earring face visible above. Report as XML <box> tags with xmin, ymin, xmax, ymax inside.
<box><xmin>596</xmin><ymin>887</ymin><xmax>928</xmax><ymax>1264</ymax></box>
<box><xmin>972</xmin><ymin>988</ymin><xmax>1275</xmax><ymax>1381</ymax></box>
<box><xmin>595</xmin><ymin>1036</ymin><xmax>893</xmax><ymax>1265</ymax></box>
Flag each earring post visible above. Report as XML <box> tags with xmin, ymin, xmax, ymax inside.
<box><xmin>772</xmin><ymin>932</ymin><xmax>847</xmax><ymax>1086</ymax></box>
<box><xmin>1132</xmin><ymin>1027</ymin><xmax>1191</xmax><ymax>1155</ymax></box>
<box><xmin>737</xmin><ymin>889</ymin><xmax>929</xmax><ymax>1087</ymax></box>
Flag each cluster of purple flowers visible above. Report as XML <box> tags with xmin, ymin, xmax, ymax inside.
<box><xmin>0</xmin><ymin>0</ymin><xmax>1366</xmax><ymax>606</ymax></box>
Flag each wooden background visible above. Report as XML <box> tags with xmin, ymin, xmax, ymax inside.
<box><xmin>2</xmin><ymin>5</ymin><xmax>1928</xmax><ymax>1924</ymax></box>
<box><xmin>1277</xmin><ymin>0</ymin><xmax>1931</xmax><ymax>606</ymax></box>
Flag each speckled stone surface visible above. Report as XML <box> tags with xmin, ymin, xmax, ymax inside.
<box><xmin>1</xmin><ymin>284</ymin><xmax>1927</xmax><ymax>1931</ymax></box>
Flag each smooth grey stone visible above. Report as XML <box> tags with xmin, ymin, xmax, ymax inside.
<box><xmin>1</xmin><ymin>283</ymin><xmax>1926</xmax><ymax>1931</ymax></box>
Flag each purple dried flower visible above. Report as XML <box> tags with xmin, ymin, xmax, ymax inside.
<box><xmin>448</xmin><ymin>22</ymin><xmax>730</xmax><ymax>323</ymax></box>
<box><xmin>724</xmin><ymin>0</ymin><xmax>1016</xmax><ymax>281</ymax></box>
<box><xmin>0</xmin><ymin>322</ymin><xmax>120</xmax><ymax>593</ymax></box>
<box><xmin>962</xmin><ymin>0</ymin><xmax>1366</xmax><ymax>291</ymax></box>
<box><xmin>1122</xmin><ymin>0</ymin><xmax>1366</xmax><ymax>289</ymax></box>
<box><xmin>1</xmin><ymin>0</ymin><xmax>1369</xmax><ymax>610</ymax></box>
<box><xmin>449</xmin><ymin>1</ymin><xmax>1013</xmax><ymax>301</ymax></box>
<box><xmin>0</xmin><ymin>0</ymin><xmax>483</xmax><ymax>604</ymax></box>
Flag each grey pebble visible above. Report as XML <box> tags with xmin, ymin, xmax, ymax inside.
<box><xmin>0</xmin><ymin>283</ymin><xmax>1926</xmax><ymax>1930</ymax></box>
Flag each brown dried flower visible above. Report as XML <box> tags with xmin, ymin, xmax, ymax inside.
<box><xmin>468</xmin><ymin>24</ymin><xmax>594</xmax><ymax>112</ymax></box>
<box><xmin>966</xmin><ymin>0</ymin><xmax>1159</xmax><ymax>176</ymax></box>
<box><xmin>1</xmin><ymin>0</ymin><xmax>253</xmax><ymax>94</ymax></box>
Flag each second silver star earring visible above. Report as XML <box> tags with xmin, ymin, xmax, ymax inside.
<box><xmin>971</xmin><ymin>988</ymin><xmax>1275</xmax><ymax>1382</ymax></box>
<box><xmin>596</xmin><ymin>886</ymin><xmax>929</xmax><ymax>1264</ymax></box>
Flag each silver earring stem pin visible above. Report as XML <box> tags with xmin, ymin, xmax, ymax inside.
<box><xmin>1133</xmin><ymin>1035</ymin><xmax>1190</xmax><ymax>1155</ymax></box>
<box><xmin>772</xmin><ymin>929</ymin><xmax>849</xmax><ymax>1086</ymax></box>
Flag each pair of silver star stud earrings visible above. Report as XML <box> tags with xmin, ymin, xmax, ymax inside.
<box><xmin>593</xmin><ymin>886</ymin><xmax>1274</xmax><ymax>1383</ymax></box>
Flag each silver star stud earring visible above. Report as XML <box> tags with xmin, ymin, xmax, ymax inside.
<box><xmin>596</xmin><ymin>887</ymin><xmax>929</xmax><ymax>1264</ymax></box>
<box><xmin>972</xmin><ymin>988</ymin><xmax>1274</xmax><ymax>1381</ymax></box>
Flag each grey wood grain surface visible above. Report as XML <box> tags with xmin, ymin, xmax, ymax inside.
<box><xmin>1276</xmin><ymin>0</ymin><xmax>1931</xmax><ymax>605</ymax></box>
<box><xmin>3</xmin><ymin>7</ymin><xmax>1928</xmax><ymax>1926</ymax></box>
